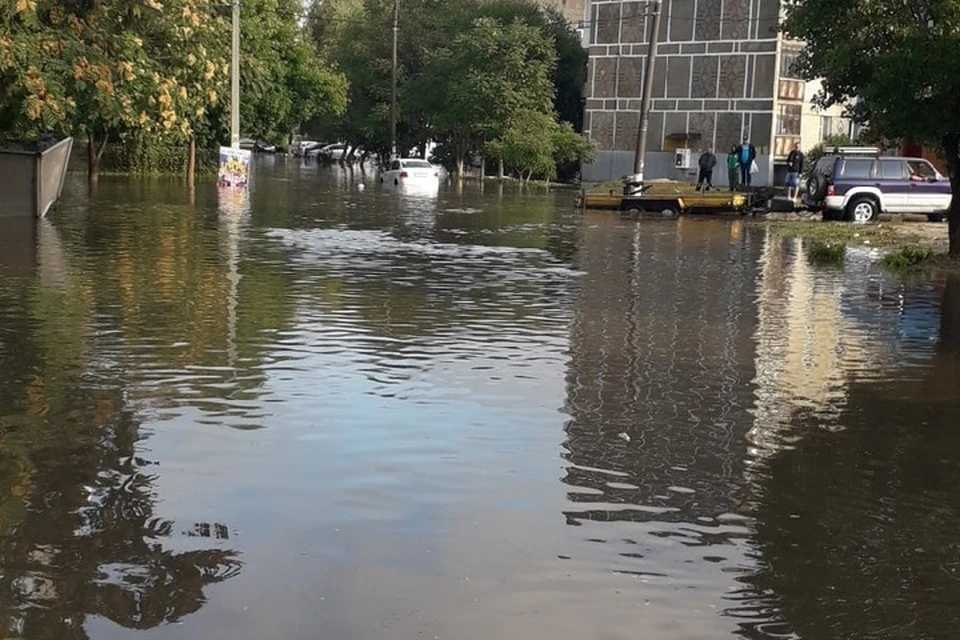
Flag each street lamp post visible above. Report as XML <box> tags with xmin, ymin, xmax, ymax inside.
<box><xmin>390</xmin><ymin>0</ymin><xmax>399</xmax><ymax>160</ymax></box>
<box><xmin>231</xmin><ymin>0</ymin><xmax>240</xmax><ymax>150</ymax></box>
<box><xmin>629</xmin><ymin>0</ymin><xmax>663</xmax><ymax>192</ymax></box>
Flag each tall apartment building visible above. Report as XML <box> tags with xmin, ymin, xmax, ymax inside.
<box><xmin>540</xmin><ymin>0</ymin><xmax>586</xmax><ymax>24</ymax></box>
<box><xmin>579</xmin><ymin>0</ymin><xmax>852</xmax><ymax>185</ymax></box>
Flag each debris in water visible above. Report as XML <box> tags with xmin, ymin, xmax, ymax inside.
<box><xmin>618</xmin><ymin>432</ymin><xmax>631</xmax><ymax>442</ymax></box>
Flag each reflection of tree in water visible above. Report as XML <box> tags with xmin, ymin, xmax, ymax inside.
<box><xmin>741</xmin><ymin>275</ymin><xmax>960</xmax><ymax>639</ymax></box>
<box><xmin>0</xmin><ymin>238</ymin><xmax>243</xmax><ymax>638</ymax></box>
<box><xmin>0</xmin><ymin>386</ymin><xmax>241</xmax><ymax>639</ymax></box>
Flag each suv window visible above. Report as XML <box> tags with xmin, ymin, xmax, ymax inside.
<box><xmin>389</xmin><ymin>160</ymin><xmax>400</xmax><ymax>171</ymax></box>
<box><xmin>879</xmin><ymin>159</ymin><xmax>906</xmax><ymax>180</ymax></box>
<box><xmin>814</xmin><ymin>157</ymin><xmax>836</xmax><ymax>175</ymax></box>
<box><xmin>840</xmin><ymin>159</ymin><xmax>874</xmax><ymax>179</ymax></box>
<box><xmin>906</xmin><ymin>159</ymin><xmax>937</xmax><ymax>179</ymax></box>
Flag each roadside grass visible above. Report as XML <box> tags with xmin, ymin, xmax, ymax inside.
<box><xmin>807</xmin><ymin>241</ymin><xmax>846</xmax><ymax>266</ymax></box>
<box><xmin>763</xmin><ymin>220</ymin><xmax>925</xmax><ymax>247</ymax></box>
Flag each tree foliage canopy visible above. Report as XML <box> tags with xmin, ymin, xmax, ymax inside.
<box><xmin>784</xmin><ymin>0</ymin><xmax>960</xmax><ymax>145</ymax></box>
<box><xmin>0</xmin><ymin>0</ymin><xmax>347</xmax><ymax>176</ymax></box>
<box><xmin>307</xmin><ymin>0</ymin><xmax>592</xmax><ymax>181</ymax></box>
<box><xmin>783</xmin><ymin>0</ymin><xmax>960</xmax><ymax>255</ymax></box>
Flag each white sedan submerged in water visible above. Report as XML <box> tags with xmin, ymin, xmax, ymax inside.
<box><xmin>380</xmin><ymin>158</ymin><xmax>441</xmax><ymax>186</ymax></box>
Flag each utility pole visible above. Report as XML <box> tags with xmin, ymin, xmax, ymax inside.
<box><xmin>390</xmin><ymin>0</ymin><xmax>399</xmax><ymax>160</ymax></box>
<box><xmin>631</xmin><ymin>0</ymin><xmax>662</xmax><ymax>188</ymax></box>
<box><xmin>231</xmin><ymin>0</ymin><xmax>240</xmax><ymax>149</ymax></box>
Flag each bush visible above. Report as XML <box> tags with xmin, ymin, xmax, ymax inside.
<box><xmin>101</xmin><ymin>135</ymin><xmax>219</xmax><ymax>175</ymax></box>
<box><xmin>881</xmin><ymin>246</ymin><xmax>934</xmax><ymax>271</ymax></box>
<box><xmin>804</xmin><ymin>134</ymin><xmax>853</xmax><ymax>179</ymax></box>
<box><xmin>807</xmin><ymin>241</ymin><xmax>846</xmax><ymax>265</ymax></box>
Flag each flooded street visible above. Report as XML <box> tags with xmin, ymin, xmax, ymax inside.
<box><xmin>2</xmin><ymin>157</ymin><xmax>960</xmax><ymax>639</ymax></box>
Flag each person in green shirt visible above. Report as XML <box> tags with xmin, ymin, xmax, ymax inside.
<box><xmin>726</xmin><ymin>145</ymin><xmax>740</xmax><ymax>191</ymax></box>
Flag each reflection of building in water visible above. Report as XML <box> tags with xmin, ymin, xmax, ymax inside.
<box><xmin>747</xmin><ymin>236</ymin><xmax>943</xmax><ymax>459</ymax></box>
<box><xmin>563</xmin><ymin>214</ymin><xmax>762</xmax><ymax>527</ymax></box>
<box><xmin>748</xmin><ymin>233</ymin><xmax>860</xmax><ymax>457</ymax></box>
<box><xmin>741</xmin><ymin>276</ymin><xmax>960</xmax><ymax>640</ymax></box>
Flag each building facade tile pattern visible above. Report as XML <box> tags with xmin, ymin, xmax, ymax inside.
<box><xmin>583</xmin><ymin>0</ymin><xmax>784</xmax><ymax>181</ymax></box>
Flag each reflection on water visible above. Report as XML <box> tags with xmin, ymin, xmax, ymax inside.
<box><xmin>1</xmin><ymin>157</ymin><xmax>959</xmax><ymax>638</ymax></box>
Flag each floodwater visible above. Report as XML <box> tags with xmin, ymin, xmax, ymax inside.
<box><xmin>1</xmin><ymin>157</ymin><xmax>960</xmax><ymax>640</ymax></box>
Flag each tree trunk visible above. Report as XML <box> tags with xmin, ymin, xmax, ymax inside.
<box><xmin>456</xmin><ymin>156</ymin><xmax>465</xmax><ymax>179</ymax></box>
<box><xmin>87</xmin><ymin>130</ymin><xmax>109</xmax><ymax>188</ymax></box>
<box><xmin>498</xmin><ymin>159</ymin><xmax>504</xmax><ymax>180</ymax></box>
<box><xmin>941</xmin><ymin>274</ymin><xmax>960</xmax><ymax>353</ymax></box>
<box><xmin>186</xmin><ymin>137</ymin><xmax>196</xmax><ymax>187</ymax></box>
<box><xmin>480</xmin><ymin>155</ymin><xmax>486</xmax><ymax>181</ymax></box>
<box><xmin>944</xmin><ymin>133</ymin><xmax>960</xmax><ymax>257</ymax></box>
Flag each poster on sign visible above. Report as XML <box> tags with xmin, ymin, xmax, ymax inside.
<box><xmin>217</xmin><ymin>146</ymin><xmax>251</xmax><ymax>188</ymax></box>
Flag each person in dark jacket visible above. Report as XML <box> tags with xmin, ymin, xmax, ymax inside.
<box><xmin>696</xmin><ymin>147</ymin><xmax>717</xmax><ymax>191</ymax></box>
<box><xmin>738</xmin><ymin>136</ymin><xmax>757</xmax><ymax>187</ymax></box>
<box><xmin>785</xmin><ymin>142</ymin><xmax>804</xmax><ymax>203</ymax></box>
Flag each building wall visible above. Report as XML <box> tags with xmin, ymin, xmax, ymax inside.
<box><xmin>581</xmin><ymin>0</ymin><xmax>782</xmax><ymax>184</ymax></box>
<box><xmin>797</xmin><ymin>78</ymin><xmax>853</xmax><ymax>153</ymax></box>
<box><xmin>538</xmin><ymin>0</ymin><xmax>588</xmax><ymax>24</ymax></box>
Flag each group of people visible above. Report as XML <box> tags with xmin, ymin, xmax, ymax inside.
<box><xmin>695</xmin><ymin>138</ymin><xmax>805</xmax><ymax>203</ymax></box>
<box><xmin>695</xmin><ymin>136</ymin><xmax>758</xmax><ymax>192</ymax></box>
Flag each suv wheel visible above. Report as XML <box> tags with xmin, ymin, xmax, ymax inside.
<box><xmin>846</xmin><ymin>197</ymin><xmax>878</xmax><ymax>223</ymax></box>
<box><xmin>807</xmin><ymin>174</ymin><xmax>829</xmax><ymax>201</ymax></box>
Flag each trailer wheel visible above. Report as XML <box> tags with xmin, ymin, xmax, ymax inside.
<box><xmin>660</xmin><ymin>206</ymin><xmax>679</xmax><ymax>220</ymax></box>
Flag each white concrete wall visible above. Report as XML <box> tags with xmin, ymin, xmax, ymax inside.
<box><xmin>800</xmin><ymin>78</ymin><xmax>854</xmax><ymax>153</ymax></box>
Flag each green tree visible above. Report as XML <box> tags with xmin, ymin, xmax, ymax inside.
<box><xmin>235</xmin><ymin>0</ymin><xmax>346</xmax><ymax>146</ymax></box>
<box><xmin>415</xmin><ymin>16</ymin><xmax>557</xmax><ymax>176</ymax></box>
<box><xmin>1</xmin><ymin>0</ymin><xmax>230</xmax><ymax>182</ymax></box>
<box><xmin>0</xmin><ymin>1</ymin><xmax>74</xmax><ymax>136</ymax></box>
<box><xmin>470</xmin><ymin>0</ymin><xmax>587</xmax><ymax>132</ymax></box>
<box><xmin>784</xmin><ymin>0</ymin><xmax>960</xmax><ymax>255</ymax></box>
<box><xmin>307</xmin><ymin>0</ymin><xmax>589</xmax><ymax>178</ymax></box>
<box><xmin>1</xmin><ymin>0</ymin><xmax>345</xmax><ymax>180</ymax></box>
<box><xmin>487</xmin><ymin>113</ymin><xmax>594</xmax><ymax>182</ymax></box>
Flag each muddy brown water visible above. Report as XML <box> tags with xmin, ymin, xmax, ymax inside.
<box><xmin>1</xmin><ymin>157</ymin><xmax>960</xmax><ymax>639</ymax></box>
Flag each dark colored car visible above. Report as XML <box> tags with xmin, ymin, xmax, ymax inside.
<box><xmin>804</xmin><ymin>148</ymin><xmax>951</xmax><ymax>223</ymax></box>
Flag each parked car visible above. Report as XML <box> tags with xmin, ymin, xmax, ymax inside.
<box><xmin>312</xmin><ymin>143</ymin><xmax>347</xmax><ymax>162</ymax></box>
<box><xmin>380</xmin><ymin>158</ymin><xmax>441</xmax><ymax>186</ymax></box>
<box><xmin>253</xmin><ymin>140</ymin><xmax>277</xmax><ymax>154</ymax></box>
<box><xmin>804</xmin><ymin>147</ymin><xmax>950</xmax><ymax>223</ymax></box>
<box><xmin>293</xmin><ymin>140</ymin><xmax>319</xmax><ymax>156</ymax></box>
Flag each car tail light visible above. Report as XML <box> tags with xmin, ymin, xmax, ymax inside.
<box><xmin>827</xmin><ymin>185</ymin><xmax>836</xmax><ymax>196</ymax></box>
<box><xmin>400</xmin><ymin>171</ymin><xmax>408</xmax><ymax>178</ymax></box>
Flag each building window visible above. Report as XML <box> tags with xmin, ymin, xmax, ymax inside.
<box><xmin>777</xmin><ymin>104</ymin><xmax>802</xmax><ymax>136</ymax></box>
<box><xmin>820</xmin><ymin>116</ymin><xmax>850</xmax><ymax>140</ymax></box>
<box><xmin>819</xmin><ymin>116</ymin><xmax>834</xmax><ymax>140</ymax></box>
<box><xmin>780</xmin><ymin>49</ymin><xmax>803</xmax><ymax>79</ymax></box>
